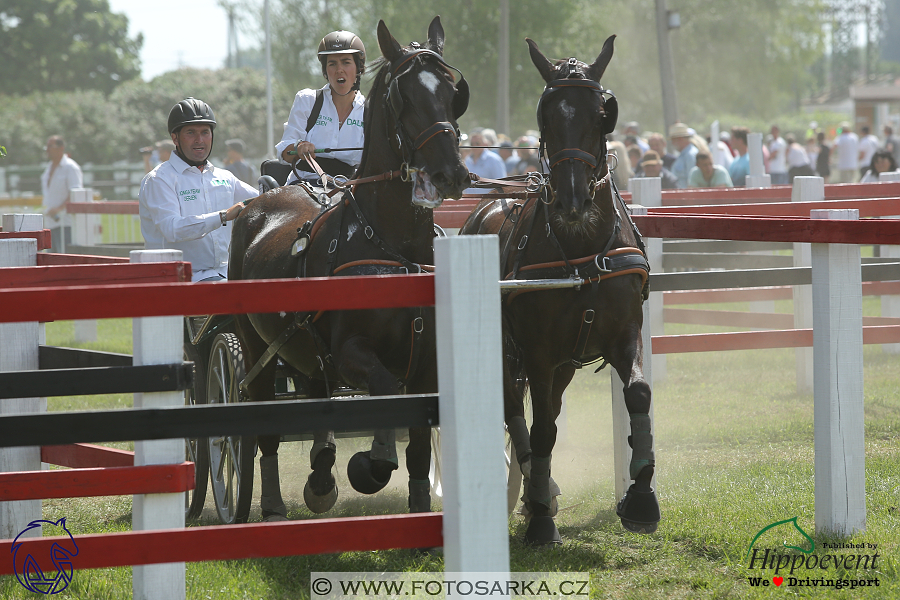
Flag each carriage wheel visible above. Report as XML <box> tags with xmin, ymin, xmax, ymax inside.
<box><xmin>184</xmin><ymin>336</ymin><xmax>209</xmax><ymax>519</ymax></box>
<box><xmin>206</xmin><ymin>333</ymin><xmax>255</xmax><ymax>524</ymax></box>
<box><xmin>428</xmin><ymin>427</ymin><xmax>442</xmax><ymax>498</ymax></box>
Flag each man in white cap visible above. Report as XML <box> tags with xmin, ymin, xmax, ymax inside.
<box><xmin>668</xmin><ymin>122</ymin><xmax>698</xmax><ymax>189</ymax></box>
<box><xmin>835</xmin><ymin>121</ymin><xmax>859</xmax><ymax>183</ymax></box>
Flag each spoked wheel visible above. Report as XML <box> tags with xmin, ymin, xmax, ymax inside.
<box><xmin>206</xmin><ymin>333</ymin><xmax>255</xmax><ymax>524</ymax></box>
<box><xmin>429</xmin><ymin>427</ymin><xmax>442</xmax><ymax>498</ymax></box>
<box><xmin>184</xmin><ymin>338</ymin><xmax>209</xmax><ymax>519</ymax></box>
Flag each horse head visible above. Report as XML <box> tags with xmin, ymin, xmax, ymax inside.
<box><xmin>528</xmin><ymin>35</ymin><xmax>618</xmax><ymax>231</ymax></box>
<box><xmin>363</xmin><ymin>16</ymin><xmax>470</xmax><ymax>205</ymax></box>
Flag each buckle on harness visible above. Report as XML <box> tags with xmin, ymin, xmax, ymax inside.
<box><xmin>595</xmin><ymin>254</ymin><xmax>612</xmax><ymax>273</ymax></box>
<box><xmin>517</xmin><ymin>235</ymin><xmax>528</xmax><ymax>250</ymax></box>
<box><xmin>328</xmin><ymin>239</ymin><xmax>338</xmax><ymax>253</ymax></box>
<box><xmin>413</xmin><ymin>316</ymin><xmax>424</xmax><ymax>334</ymax></box>
<box><xmin>584</xmin><ymin>309</ymin><xmax>595</xmax><ymax>324</ymax></box>
<box><xmin>364</xmin><ymin>225</ymin><xmax>374</xmax><ymax>239</ymax></box>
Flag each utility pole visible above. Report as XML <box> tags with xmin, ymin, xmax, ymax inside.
<box><xmin>655</xmin><ymin>0</ymin><xmax>679</xmax><ymax>138</ymax></box>
<box><xmin>265</xmin><ymin>0</ymin><xmax>274</xmax><ymax>159</ymax></box>
<box><xmin>497</xmin><ymin>0</ymin><xmax>510</xmax><ymax>137</ymax></box>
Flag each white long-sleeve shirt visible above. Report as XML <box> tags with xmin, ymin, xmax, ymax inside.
<box><xmin>139</xmin><ymin>152</ymin><xmax>257</xmax><ymax>281</ymax></box>
<box><xmin>40</xmin><ymin>155</ymin><xmax>83</xmax><ymax>230</ymax></box>
<box><xmin>276</xmin><ymin>85</ymin><xmax>366</xmax><ymax>184</ymax></box>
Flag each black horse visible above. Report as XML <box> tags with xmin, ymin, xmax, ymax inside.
<box><xmin>460</xmin><ymin>36</ymin><xmax>659</xmax><ymax>544</ymax></box>
<box><xmin>229</xmin><ymin>16</ymin><xmax>469</xmax><ymax>521</ymax></box>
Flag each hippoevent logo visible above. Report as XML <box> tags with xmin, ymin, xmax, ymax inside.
<box><xmin>745</xmin><ymin>516</ymin><xmax>880</xmax><ymax>590</ymax></box>
<box><xmin>11</xmin><ymin>518</ymin><xmax>79</xmax><ymax>595</ymax></box>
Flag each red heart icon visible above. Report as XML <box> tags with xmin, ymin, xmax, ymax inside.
<box><xmin>773</xmin><ymin>577</ymin><xmax>783</xmax><ymax>586</ymax></box>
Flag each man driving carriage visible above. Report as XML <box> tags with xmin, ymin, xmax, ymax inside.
<box><xmin>138</xmin><ymin>97</ymin><xmax>258</xmax><ymax>282</ymax></box>
<box><xmin>275</xmin><ymin>31</ymin><xmax>367</xmax><ymax>188</ymax></box>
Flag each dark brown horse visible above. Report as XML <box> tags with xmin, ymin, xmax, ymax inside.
<box><xmin>229</xmin><ymin>16</ymin><xmax>469</xmax><ymax>522</ymax></box>
<box><xmin>460</xmin><ymin>36</ymin><xmax>659</xmax><ymax>544</ymax></box>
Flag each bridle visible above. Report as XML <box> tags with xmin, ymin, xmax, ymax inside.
<box><xmin>383</xmin><ymin>43</ymin><xmax>469</xmax><ymax>168</ymax></box>
<box><xmin>536</xmin><ymin>58</ymin><xmax>617</xmax><ymax>203</ymax></box>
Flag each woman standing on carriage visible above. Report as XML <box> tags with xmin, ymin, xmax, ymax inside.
<box><xmin>276</xmin><ymin>31</ymin><xmax>367</xmax><ymax>186</ymax></box>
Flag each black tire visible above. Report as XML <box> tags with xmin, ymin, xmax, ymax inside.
<box><xmin>184</xmin><ymin>333</ymin><xmax>209</xmax><ymax>520</ymax></box>
<box><xmin>206</xmin><ymin>333</ymin><xmax>255</xmax><ymax>524</ymax></box>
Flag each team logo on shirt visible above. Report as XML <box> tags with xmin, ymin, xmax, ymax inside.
<box><xmin>179</xmin><ymin>188</ymin><xmax>201</xmax><ymax>201</ymax></box>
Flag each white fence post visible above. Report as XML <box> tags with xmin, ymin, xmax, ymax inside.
<box><xmin>811</xmin><ymin>209</ymin><xmax>865</xmax><ymax>535</ymax></box>
<box><xmin>0</xmin><ymin>236</ymin><xmax>45</xmax><ymax>541</ymax></box>
<box><xmin>745</xmin><ymin>133</ymin><xmax>772</xmax><ymax>188</ymax></box>
<box><xmin>792</xmin><ymin>177</ymin><xmax>823</xmax><ymax>393</ymax></box>
<box><xmin>878</xmin><ymin>172</ymin><xmax>900</xmax><ymax>353</ymax></box>
<box><xmin>630</xmin><ymin>179</ymin><xmax>665</xmax><ymax>384</ymax></box>
<box><xmin>611</xmin><ymin>204</ymin><xmax>656</xmax><ymax>501</ymax></box>
<box><xmin>434</xmin><ymin>235</ymin><xmax>509</xmax><ymax>577</ymax></box>
<box><xmin>130</xmin><ymin>249</ymin><xmax>185</xmax><ymax>600</ymax></box>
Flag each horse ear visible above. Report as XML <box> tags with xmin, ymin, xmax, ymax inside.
<box><xmin>585</xmin><ymin>34</ymin><xmax>616</xmax><ymax>82</ymax></box>
<box><xmin>526</xmin><ymin>38</ymin><xmax>555</xmax><ymax>83</ymax></box>
<box><xmin>377</xmin><ymin>19</ymin><xmax>403</xmax><ymax>62</ymax></box>
<box><xmin>427</xmin><ymin>15</ymin><xmax>445</xmax><ymax>55</ymax></box>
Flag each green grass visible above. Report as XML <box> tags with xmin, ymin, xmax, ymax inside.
<box><xmin>1</xmin><ymin>317</ymin><xmax>897</xmax><ymax>599</ymax></box>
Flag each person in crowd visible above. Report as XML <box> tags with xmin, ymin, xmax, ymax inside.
<box><xmin>859</xmin><ymin>149</ymin><xmax>898</xmax><ymax>183</ymax></box>
<box><xmin>628</xmin><ymin>144</ymin><xmax>644</xmax><ymax>177</ymax></box>
<box><xmin>728</xmin><ymin>126</ymin><xmax>751</xmax><ymax>187</ymax></box>
<box><xmin>607</xmin><ymin>139</ymin><xmax>634</xmax><ymax>189</ymax></box>
<box><xmin>835</xmin><ymin>121</ymin><xmax>859</xmax><ymax>183</ymax></box>
<box><xmin>668</xmin><ymin>122</ymin><xmax>698</xmax><ymax>189</ymax></box>
<box><xmin>276</xmin><ymin>30</ymin><xmax>367</xmax><ymax>186</ymax></box>
<box><xmin>805</xmin><ymin>136</ymin><xmax>819</xmax><ymax>170</ymax></box>
<box><xmin>785</xmin><ymin>134</ymin><xmax>816</xmax><ymax>182</ymax></box>
<box><xmin>519</xmin><ymin>154</ymin><xmax>543</xmax><ymax>173</ymax></box>
<box><xmin>497</xmin><ymin>140</ymin><xmax>520</xmax><ymax>175</ymax></box>
<box><xmin>883</xmin><ymin>125</ymin><xmax>900</xmax><ymax>166</ymax></box>
<box><xmin>648</xmin><ymin>132</ymin><xmax>676</xmax><ymax>170</ymax></box>
<box><xmin>857</xmin><ymin>125</ymin><xmax>879</xmax><ymax>179</ymax></box>
<box><xmin>464</xmin><ymin>128</ymin><xmax>507</xmax><ymax>193</ymax></box>
<box><xmin>815</xmin><ymin>131</ymin><xmax>831</xmax><ymax>181</ymax></box>
<box><xmin>141</xmin><ymin>140</ymin><xmax>176</xmax><ymax>173</ymax></box>
<box><xmin>41</xmin><ymin>135</ymin><xmax>83</xmax><ymax>252</ymax></box>
<box><xmin>139</xmin><ymin>98</ymin><xmax>258</xmax><ymax>282</ymax></box>
<box><xmin>223</xmin><ymin>138</ymin><xmax>255</xmax><ymax>186</ymax></box>
<box><xmin>639</xmin><ymin>151</ymin><xmax>678</xmax><ymax>189</ymax></box>
<box><xmin>767</xmin><ymin>125</ymin><xmax>788</xmax><ymax>185</ymax></box>
<box><xmin>688</xmin><ymin>150</ymin><xmax>733</xmax><ymax>188</ymax></box>
<box><xmin>622</xmin><ymin>121</ymin><xmax>650</xmax><ymax>153</ymax></box>
<box><xmin>710</xmin><ymin>133</ymin><xmax>733</xmax><ymax>169</ymax></box>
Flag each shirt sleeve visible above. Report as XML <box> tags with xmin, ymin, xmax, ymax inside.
<box><xmin>139</xmin><ymin>169</ymin><xmax>220</xmax><ymax>244</ymax></box>
<box><xmin>66</xmin><ymin>162</ymin><xmax>84</xmax><ymax>191</ymax></box>
<box><xmin>276</xmin><ymin>90</ymin><xmax>313</xmax><ymax>163</ymax></box>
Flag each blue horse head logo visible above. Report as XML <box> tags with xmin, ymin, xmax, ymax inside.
<box><xmin>11</xmin><ymin>518</ymin><xmax>79</xmax><ymax>595</ymax></box>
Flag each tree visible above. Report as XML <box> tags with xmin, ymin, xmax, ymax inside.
<box><xmin>0</xmin><ymin>0</ymin><xmax>142</xmax><ymax>95</ymax></box>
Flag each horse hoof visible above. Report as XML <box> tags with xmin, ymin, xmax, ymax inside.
<box><xmin>616</xmin><ymin>484</ymin><xmax>660</xmax><ymax>534</ymax></box>
<box><xmin>262</xmin><ymin>513</ymin><xmax>288</xmax><ymax>522</ymax></box>
<box><xmin>524</xmin><ymin>515</ymin><xmax>562</xmax><ymax>546</ymax></box>
<box><xmin>347</xmin><ymin>451</ymin><xmax>392</xmax><ymax>494</ymax></box>
<box><xmin>304</xmin><ymin>476</ymin><xmax>338</xmax><ymax>514</ymax></box>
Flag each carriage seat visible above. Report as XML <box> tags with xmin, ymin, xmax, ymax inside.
<box><xmin>258</xmin><ymin>159</ymin><xmax>294</xmax><ymax>194</ymax></box>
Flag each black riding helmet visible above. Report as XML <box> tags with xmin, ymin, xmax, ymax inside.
<box><xmin>167</xmin><ymin>98</ymin><xmax>216</xmax><ymax>166</ymax></box>
<box><xmin>167</xmin><ymin>98</ymin><xmax>217</xmax><ymax>134</ymax></box>
<box><xmin>318</xmin><ymin>31</ymin><xmax>366</xmax><ymax>90</ymax></box>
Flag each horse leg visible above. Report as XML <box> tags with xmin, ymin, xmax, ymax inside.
<box><xmin>303</xmin><ymin>377</ymin><xmax>339</xmax><ymax>514</ymax></box>
<box><xmin>522</xmin><ymin>362</ymin><xmax>574</xmax><ymax>545</ymax></box>
<box><xmin>611</xmin><ymin>330</ymin><xmax>660</xmax><ymax>534</ymax></box>
<box><xmin>235</xmin><ymin>315</ymin><xmax>286</xmax><ymax>522</ymax></box>
<box><xmin>335</xmin><ymin>335</ymin><xmax>401</xmax><ymax>494</ymax></box>
<box><xmin>405</xmin><ymin>365</ymin><xmax>437</xmax><ymax>513</ymax></box>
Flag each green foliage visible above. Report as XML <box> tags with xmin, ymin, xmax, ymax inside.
<box><xmin>0</xmin><ymin>0</ymin><xmax>142</xmax><ymax>95</ymax></box>
<box><xmin>0</xmin><ymin>68</ymin><xmax>296</xmax><ymax>165</ymax></box>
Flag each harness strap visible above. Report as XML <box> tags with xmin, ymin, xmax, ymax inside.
<box><xmin>333</xmin><ymin>259</ymin><xmax>435</xmax><ymax>275</ymax></box>
<box><xmin>572</xmin><ymin>309</ymin><xmax>595</xmax><ymax>358</ymax></box>
<box><xmin>548</xmin><ymin>148</ymin><xmax>600</xmax><ymax>170</ymax></box>
<box><xmin>344</xmin><ymin>190</ymin><xmax>422</xmax><ymax>272</ymax></box>
<box><xmin>239</xmin><ymin>317</ymin><xmax>305</xmax><ymax>398</ymax></box>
